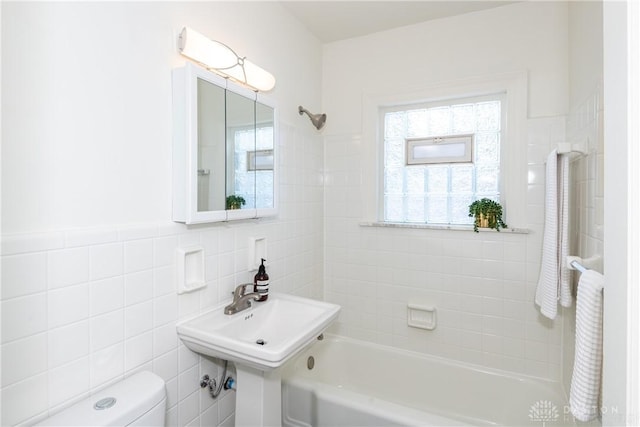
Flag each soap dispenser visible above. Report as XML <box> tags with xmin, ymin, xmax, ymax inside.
<box><xmin>254</xmin><ymin>258</ymin><xmax>269</xmax><ymax>301</ymax></box>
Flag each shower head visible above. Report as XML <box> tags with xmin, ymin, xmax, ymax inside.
<box><xmin>298</xmin><ymin>106</ymin><xmax>327</xmax><ymax>130</ymax></box>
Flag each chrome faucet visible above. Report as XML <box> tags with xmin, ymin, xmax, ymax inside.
<box><xmin>224</xmin><ymin>283</ymin><xmax>261</xmax><ymax>315</ymax></box>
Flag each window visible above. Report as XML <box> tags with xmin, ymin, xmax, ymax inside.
<box><xmin>406</xmin><ymin>134</ymin><xmax>474</xmax><ymax>165</ymax></box>
<box><xmin>382</xmin><ymin>94</ymin><xmax>504</xmax><ymax>224</ymax></box>
<box><xmin>233</xmin><ymin>125</ymin><xmax>274</xmax><ymax>209</ymax></box>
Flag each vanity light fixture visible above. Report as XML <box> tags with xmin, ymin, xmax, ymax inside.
<box><xmin>178</xmin><ymin>26</ymin><xmax>276</xmax><ymax>92</ymax></box>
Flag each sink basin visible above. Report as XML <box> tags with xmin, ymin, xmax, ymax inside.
<box><xmin>176</xmin><ymin>292</ymin><xmax>340</xmax><ymax>370</ymax></box>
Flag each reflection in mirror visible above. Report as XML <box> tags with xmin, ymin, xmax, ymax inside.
<box><xmin>255</xmin><ymin>102</ymin><xmax>274</xmax><ymax>209</ymax></box>
<box><xmin>226</xmin><ymin>90</ymin><xmax>256</xmax><ymax>209</ymax></box>
<box><xmin>197</xmin><ymin>78</ymin><xmax>225</xmax><ymax>212</ymax></box>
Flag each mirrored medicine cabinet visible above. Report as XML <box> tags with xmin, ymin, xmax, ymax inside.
<box><xmin>172</xmin><ymin>63</ymin><xmax>276</xmax><ymax>224</ymax></box>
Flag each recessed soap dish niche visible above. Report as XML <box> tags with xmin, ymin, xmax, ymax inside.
<box><xmin>176</xmin><ymin>246</ymin><xmax>206</xmax><ymax>294</ymax></box>
<box><xmin>407</xmin><ymin>303</ymin><xmax>437</xmax><ymax>330</ymax></box>
<box><xmin>248</xmin><ymin>236</ymin><xmax>267</xmax><ymax>271</ymax></box>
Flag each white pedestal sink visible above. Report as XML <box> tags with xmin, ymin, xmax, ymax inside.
<box><xmin>176</xmin><ymin>293</ymin><xmax>340</xmax><ymax>426</ymax></box>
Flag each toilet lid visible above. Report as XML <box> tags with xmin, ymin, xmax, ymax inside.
<box><xmin>35</xmin><ymin>371</ymin><xmax>166</xmax><ymax>426</ymax></box>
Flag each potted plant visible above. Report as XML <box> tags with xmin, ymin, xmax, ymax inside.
<box><xmin>468</xmin><ymin>198</ymin><xmax>507</xmax><ymax>232</ymax></box>
<box><xmin>226</xmin><ymin>195</ymin><xmax>246</xmax><ymax>210</ymax></box>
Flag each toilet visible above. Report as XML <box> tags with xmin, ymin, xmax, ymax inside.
<box><xmin>36</xmin><ymin>371</ymin><xmax>166</xmax><ymax>426</ymax></box>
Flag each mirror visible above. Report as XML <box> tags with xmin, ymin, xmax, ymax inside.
<box><xmin>255</xmin><ymin>102</ymin><xmax>275</xmax><ymax>210</ymax></box>
<box><xmin>226</xmin><ymin>88</ymin><xmax>256</xmax><ymax>211</ymax></box>
<box><xmin>172</xmin><ymin>63</ymin><xmax>276</xmax><ymax>224</ymax></box>
<box><xmin>197</xmin><ymin>78</ymin><xmax>225</xmax><ymax>212</ymax></box>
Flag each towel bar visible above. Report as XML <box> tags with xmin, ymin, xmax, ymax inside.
<box><xmin>569</xmin><ymin>260</ymin><xmax>588</xmax><ymax>273</ymax></box>
<box><xmin>557</xmin><ymin>141</ymin><xmax>587</xmax><ymax>155</ymax></box>
<box><xmin>566</xmin><ymin>255</ymin><xmax>602</xmax><ymax>274</ymax></box>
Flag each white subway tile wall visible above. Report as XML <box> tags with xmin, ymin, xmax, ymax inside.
<box><xmin>324</xmin><ymin>116</ymin><xmax>569</xmax><ymax>381</ymax></box>
<box><xmin>562</xmin><ymin>81</ymin><xmax>604</xmax><ymax>392</ymax></box>
<box><xmin>0</xmin><ymin>123</ymin><xmax>325</xmax><ymax>426</ymax></box>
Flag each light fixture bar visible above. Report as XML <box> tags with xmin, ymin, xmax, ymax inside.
<box><xmin>178</xmin><ymin>27</ymin><xmax>275</xmax><ymax>92</ymax></box>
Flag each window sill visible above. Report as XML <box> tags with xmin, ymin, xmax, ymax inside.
<box><xmin>359</xmin><ymin>221</ymin><xmax>529</xmax><ymax>234</ymax></box>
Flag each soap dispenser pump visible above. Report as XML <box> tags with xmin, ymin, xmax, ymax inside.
<box><xmin>254</xmin><ymin>258</ymin><xmax>269</xmax><ymax>301</ymax></box>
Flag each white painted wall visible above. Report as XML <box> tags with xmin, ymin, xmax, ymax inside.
<box><xmin>1</xmin><ymin>2</ymin><xmax>324</xmax><ymax>426</ymax></box>
<box><xmin>322</xmin><ymin>2</ymin><xmax>572</xmax><ymax>381</ymax></box>
<box><xmin>1</xmin><ymin>1</ymin><xmax>322</xmax><ymax>234</ymax></box>
<box><xmin>569</xmin><ymin>1</ymin><xmax>604</xmax><ymax>107</ymax></box>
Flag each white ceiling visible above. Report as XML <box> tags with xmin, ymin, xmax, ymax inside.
<box><xmin>280</xmin><ymin>1</ymin><xmax>518</xmax><ymax>43</ymax></box>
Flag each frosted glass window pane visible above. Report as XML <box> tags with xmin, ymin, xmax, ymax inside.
<box><xmin>407</xmin><ymin>135</ymin><xmax>473</xmax><ymax>165</ymax></box>
<box><xmin>406</xmin><ymin>167</ymin><xmax>426</xmax><ymax>194</ymax></box>
<box><xmin>427</xmin><ymin>167</ymin><xmax>448</xmax><ymax>193</ymax></box>
<box><xmin>256</xmin><ymin>127</ymin><xmax>273</xmax><ymax>150</ymax></box>
<box><xmin>385</xmin><ymin>112</ymin><xmax>406</xmax><ymax>138</ymax></box>
<box><xmin>236</xmin><ymin>129</ymin><xmax>254</xmax><ymax>150</ymax></box>
<box><xmin>406</xmin><ymin>197</ymin><xmax>425</xmax><ymax>222</ymax></box>
<box><xmin>255</xmin><ymin>171</ymin><xmax>274</xmax><ymax>209</ymax></box>
<box><xmin>476</xmin><ymin>101</ymin><xmax>501</xmax><ymax>131</ymax></box>
<box><xmin>451</xmin><ymin>166</ymin><xmax>474</xmax><ymax>193</ymax></box>
<box><xmin>384</xmin><ymin>139</ymin><xmax>404</xmax><ymax>167</ymax></box>
<box><xmin>451</xmin><ymin>104</ymin><xmax>475</xmax><ymax>133</ymax></box>
<box><xmin>234</xmin><ymin>129</ymin><xmax>256</xmax><ymax>208</ymax></box>
<box><xmin>385</xmin><ymin>195</ymin><xmax>404</xmax><ymax>221</ymax></box>
<box><xmin>384</xmin><ymin>167</ymin><xmax>404</xmax><ymax>194</ymax></box>
<box><xmin>450</xmin><ymin>195</ymin><xmax>475</xmax><ymax>224</ymax></box>
<box><xmin>475</xmin><ymin>132</ymin><xmax>500</xmax><ymax>164</ymax></box>
<box><xmin>407</xmin><ymin>109</ymin><xmax>428</xmax><ymax>137</ymax></box>
<box><xmin>427</xmin><ymin>107</ymin><xmax>451</xmax><ymax>135</ymax></box>
<box><xmin>476</xmin><ymin>166</ymin><xmax>499</xmax><ymax>193</ymax></box>
<box><xmin>427</xmin><ymin>195</ymin><xmax>448</xmax><ymax>223</ymax></box>
<box><xmin>413</xmin><ymin>143</ymin><xmax>466</xmax><ymax>159</ymax></box>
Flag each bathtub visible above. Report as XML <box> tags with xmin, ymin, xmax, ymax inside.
<box><xmin>281</xmin><ymin>335</ymin><xmax>575</xmax><ymax>426</ymax></box>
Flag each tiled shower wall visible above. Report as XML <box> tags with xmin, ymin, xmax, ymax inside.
<box><xmin>0</xmin><ymin>123</ymin><xmax>324</xmax><ymax>427</ymax></box>
<box><xmin>562</xmin><ymin>82</ymin><xmax>605</xmax><ymax>392</ymax></box>
<box><xmin>321</xmin><ymin>1</ymin><xmax>572</xmax><ymax>382</ymax></box>
<box><xmin>567</xmin><ymin>82</ymin><xmax>604</xmax><ymax>273</ymax></box>
<box><xmin>324</xmin><ymin>116</ymin><xmax>569</xmax><ymax>381</ymax></box>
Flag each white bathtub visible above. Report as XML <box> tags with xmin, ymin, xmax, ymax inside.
<box><xmin>281</xmin><ymin>335</ymin><xmax>575</xmax><ymax>426</ymax></box>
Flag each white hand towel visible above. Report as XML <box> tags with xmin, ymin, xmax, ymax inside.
<box><xmin>569</xmin><ymin>270</ymin><xmax>604</xmax><ymax>422</ymax></box>
<box><xmin>535</xmin><ymin>150</ymin><xmax>572</xmax><ymax>319</ymax></box>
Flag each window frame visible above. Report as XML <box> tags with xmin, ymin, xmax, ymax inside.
<box><xmin>361</xmin><ymin>72</ymin><xmax>528</xmax><ymax>229</ymax></box>
<box><xmin>406</xmin><ymin>134</ymin><xmax>475</xmax><ymax>165</ymax></box>
<box><xmin>379</xmin><ymin>93</ymin><xmax>506</xmax><ymax>225</ymax></box>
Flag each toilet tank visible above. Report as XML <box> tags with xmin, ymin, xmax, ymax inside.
<box><xmin>36</xmin><ymin>371</ymin><xmax>166</xmax><ymax>426</ymax></box>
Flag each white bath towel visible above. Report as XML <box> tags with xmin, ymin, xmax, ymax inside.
<box><xmin>535</xmin><ymin>150</ymin><xmax>572</xmax><ymax>319</ymax></box>
<box><xmin>569</xmin><ymin>270</ymin><xmax>604</xmax><ymax>422</ymax></box>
